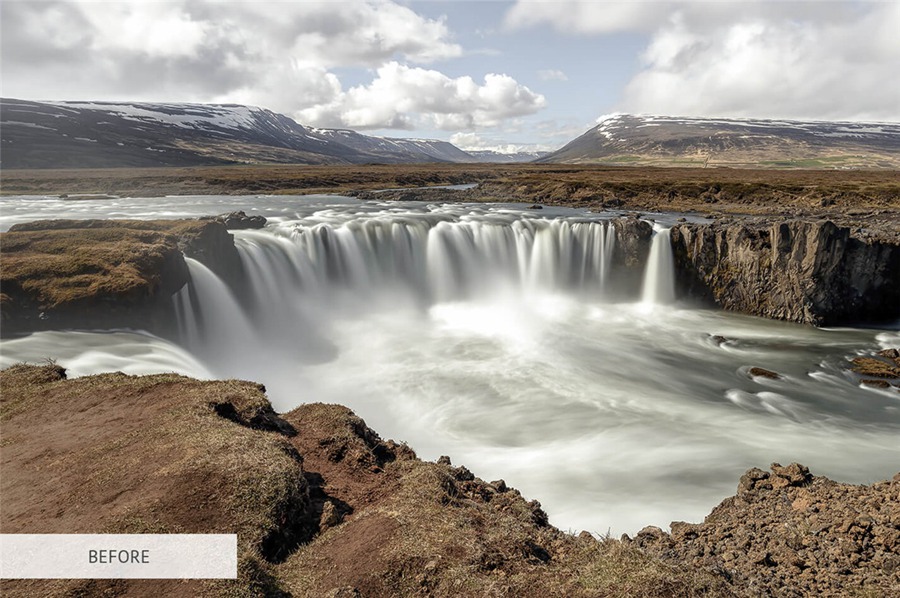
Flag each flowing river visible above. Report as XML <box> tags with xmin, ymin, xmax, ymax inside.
<box><xmin>1</xmin><ymin>194</ymin><xmax>898</xmax><ymax>535</ymax></box>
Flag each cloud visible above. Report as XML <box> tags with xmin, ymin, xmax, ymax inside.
<box><xmin>505</xmin><ymin>1</ymin><xmax>663</xmax><ymax>34</ymax></box>
<box><xmin>0</xmin><ymin>0</ymin><xmax>460</xmax><ymax>102</ymax></box>
<box><xmin>537</xmin><ymin>69</ymin><xmax>568</xmax><ymax>82</ymax></box>
<box><xmin>449</xmin><ymin>132</ymin><xmax>553</xmax><ymax>154</ymax></box>
<box><xmin>0</xmin><ymin>1</ymin><xmax>547</xmax><ymax>132</ymax></box>
<box><xmin>505</xmin><ymin>1</ymin><xmax>900</xmax><ymax>120</ymax></box>
<box><xmin>298</xmin><ymin>62</ymin><xmax>546</xmax><ymax>130</ymax></box>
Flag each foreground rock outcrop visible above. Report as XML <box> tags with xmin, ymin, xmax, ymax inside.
<box><xmin>2</xmin><ymin>365</ymin><xmax>897</xmax><ymax>597</ymax></box>
<box><xmin>634</xmin><ymin>463</ymin><xmax>900</xmax><ymax>597</ymax></box>
<box><xmin>671</xmin><ymin>219</ymin><xmax>900</xmax><ymax>325</ymax></box>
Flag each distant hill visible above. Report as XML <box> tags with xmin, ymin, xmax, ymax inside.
<box><xmin>466</xmin><ymin>150</ymin><xmax>549</xmax><ymax>163</ymax></box>
<box><xmin>537</xmin><ymin>114</ymin><xmax>900</xmax><ymax>168</ymax></box>
<box><xmin>0</xmin><ymin>99</ymin><xmax>535</xmax><ymax>168</ymax></box>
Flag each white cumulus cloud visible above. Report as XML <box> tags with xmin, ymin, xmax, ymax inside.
<box><xmin>1</xmin><ymin>0</ymin><xmax>461</xmax><ymax>101</ymax></box>
<box><xmin>298</xmin><ymin>62</ymin><xmax>546</xmax><ymax>130</ymax></box>
<box><xmin>505</xmin><ymin>1</ymin><xmax>900</xmax><ymax>121</ymax></box>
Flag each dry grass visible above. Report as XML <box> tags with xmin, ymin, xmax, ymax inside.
<box><xmin>0</xmin><ymin>219</ymin><xmax>219</xmax><ymax>320</ymax></box>
<box><xmin>276</xmin><ymin>403</ymin><xmax>733</xmax><ymax>598</ymax></box>
<box><xmin>3</xmin><ymin>163</ymin><xmax>899</xmax><ymax>207</ymax></box>
<box><xmin>0</xmin><ymin>365</ymin><xmax>307</xmax><ymax>597</ymax></box>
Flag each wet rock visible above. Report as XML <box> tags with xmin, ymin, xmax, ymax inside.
<box><xmin>210</xmin><ymin>210</ymin><xmax>267</xmax><ymax>229</ymax></box>
<box><xmin>528</xmin><ymin>204</ymin><xmax>543</xmax><ymax>210</ymax></box>
<box><xmin>748</xmin><ymin>367</ymin><xmax>781</xmax><ymax>380</ymax></box>
<box><xmin>861</xmin><ymin>379</ymin><xmax>891</xmax><ymax>389</ymax></box>
<box><xmin>877</xmin><ymin>347</ymin><xmax>900</xmax><ymax>361</ymax></box>
<box><xmin>851</xmin><ymin>356</ymin><xmax>900</xmax><ymax>379</ymax></box>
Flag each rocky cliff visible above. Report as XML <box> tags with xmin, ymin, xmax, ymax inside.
<box><xmin>671</xmin><ymin>219</ymin><xmax>900</xmax><ymax>326</ymax></box>
<box><xmin>1</xmin><ymin>214</ymin><xmax>896</xmax><ymax>332</ymax></box>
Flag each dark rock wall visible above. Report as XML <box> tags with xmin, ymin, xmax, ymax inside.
<box><xmin>609</xmin><ymin>216</ymin><xmax>653</xmax><ymax>298</ymax></box>
<box><xmin>671</xmin><ymin>219</ymin><xmax>900</xmax><ymax>325</ymax></box>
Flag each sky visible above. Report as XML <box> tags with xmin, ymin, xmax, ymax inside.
<box><xmin>1</xmin><ymin>1</ymin><xmax>898</xmax><ymax>153</ymax></box>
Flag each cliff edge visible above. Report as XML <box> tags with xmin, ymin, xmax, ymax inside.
<box><xmin>2</xmin><ymin>365</ymin><xmax>896</xmax><ymax>597</ymax></box>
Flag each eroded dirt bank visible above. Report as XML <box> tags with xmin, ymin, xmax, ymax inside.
<box><xmin>1</xmin><ymin>365</ymin><xmax>897</xmax><ymax>597</ymax></box>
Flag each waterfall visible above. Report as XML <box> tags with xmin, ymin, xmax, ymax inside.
<box><xmin>171</xmin><ymin>213</ymin><xmax>628</xmax><ymax>360</ymax></box>
<box><xmin>174</xmin><ymin>258</ymin><xmax>260</xmax><ymax>372</ymax></box>
<box><xmin>232</xmin><ymin>216</ymin><xmax>618</xmax><ymax>305</ymax></box>
<box><xmin>641</xmin><ymin>225</ymin><xmax>676</xmax><ymax>305</ymax></box>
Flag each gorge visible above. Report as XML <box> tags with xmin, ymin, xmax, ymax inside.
<box><xmin>1</xmin><ymin>194</ymin><xmax>898</xmax><ymax>539</ymax></box>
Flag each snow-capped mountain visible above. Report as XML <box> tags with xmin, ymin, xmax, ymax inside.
<box><xmin>537</xmin><ymin>114</ymin><xmax>900</xmax><ymax>168</ymax></box>
<box><xmin>310</xmin><ymin>127</ymin><xmax>475</xmax><ymax>163</ymax></box>
<box><xmin>0</xmin><ymin>99</ymin><xmax>536</xmax><ymax>168</ymax></box>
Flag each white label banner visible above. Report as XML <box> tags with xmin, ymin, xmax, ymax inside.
<box><xmin>0</xmin><ymin>534</ymin><xmax>237</xmax><ymax>579</ymax></box>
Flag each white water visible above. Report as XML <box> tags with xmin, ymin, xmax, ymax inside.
<box><xmin>2</xmin><ymin>196</ymin><xmax>898</xmax><ymax>536</ymax></box>
<box><xmin>642</xmin><ymin>225</ymin><xmax>676</xmax><ymax>305</ymax></box>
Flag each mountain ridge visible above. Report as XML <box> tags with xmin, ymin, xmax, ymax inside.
<box><xmin>537</xmin><ymin>113</ymin><xmax>900</xmax><ymax>168</ymax></box>
<box><xmin>0</xmin><ymin>98</ymin><xmax>537</xmax><ymax>168</ymax></box>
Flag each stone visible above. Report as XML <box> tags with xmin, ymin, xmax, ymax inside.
<box><xmin>749</xmin><ymin>367</ymin><xmax>781</xmax><ymax>379</ymax></box>
<box><xmin>771</xmin><ymin>463</ymin><xmax>811</xmax><ymax>487</ymax></box>
<box><xmin>490</xmin><ymin>479</ymin><xmax>508</xmax><ymax>493</ymax></box>
<box><xmin>212</xmin><ymin>210</ymin><xmax>267</xmax><ymax>229</ymax></box>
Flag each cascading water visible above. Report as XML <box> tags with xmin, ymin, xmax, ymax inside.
<box><xmin>641</xmin><ymin>225</ymin><xmax>676</xmax><ymax>304</ymax></box>
<box><xmin>3</xmin><ymin>196</ymin><xmax>898</xmax><ymax>537</ymax></box>
<box><xmin>227</xmin><ymin>215</ymin><xmax>619</xmax><ymax>310</ymax></box>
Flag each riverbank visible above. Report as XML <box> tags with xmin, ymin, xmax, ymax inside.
<box><xmin>2</xmin><ymin>364</ymin><xmax>896</xmax><ymax>597</ymax></box>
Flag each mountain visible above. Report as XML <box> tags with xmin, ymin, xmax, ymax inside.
<box><xmin>537</xmin><ymin>114</ymin><xmax>900</xmax><ymax>168</ymax></box>
<box><xmin>0</xmin><ymin>98</ymin><xmax>535</xmax><ymax>169</ymax></box>
<box><xmin>310</xmin><ymin>127</ymin><xmax>475</xmax><ymax>163</ymax></box>
<box><xmin>466</xmin><ymin>150</ymin><xmax>549</xmax><ymax>163</ymax></box>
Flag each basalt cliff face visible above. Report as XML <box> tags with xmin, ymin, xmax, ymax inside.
<box><xmin>670</xmin><ymin>219</ymin><xmax>900</xmax><ymax>326</ymax></box>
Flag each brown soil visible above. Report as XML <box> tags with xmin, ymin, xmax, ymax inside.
<box><xmin>0</xmin><ymin>364</ymin><xmax>309</xmax><ymax>597</ymax></box>
<box><xmin>0</xmin><ymin>365</ymin><xmax>730</xmax><ymax>597</ymax></box>
<box><xmin>3</xmin><ymin>365</ymin><xmax>897</xmax><ymax>596</ymax></box>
